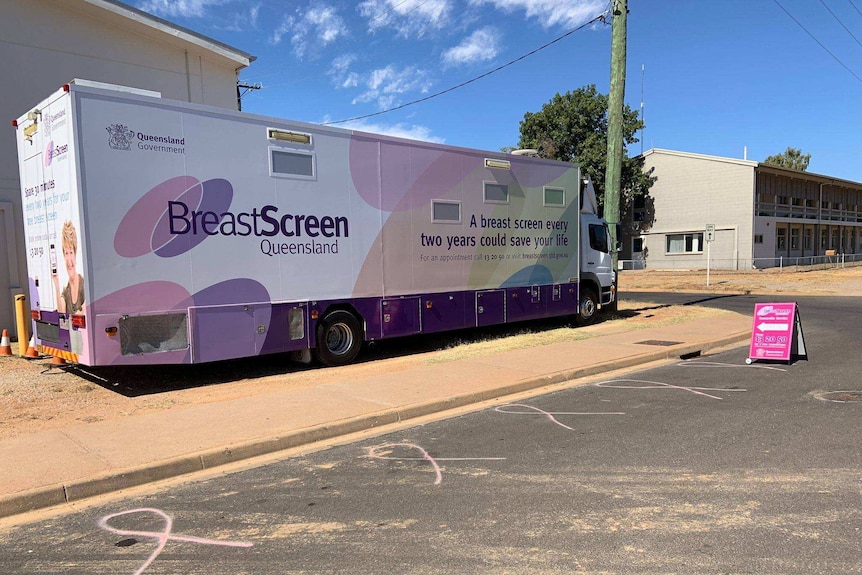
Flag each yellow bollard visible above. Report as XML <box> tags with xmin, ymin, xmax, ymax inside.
<box><xmin>14</xmin><ymin>294</ymin><xmax>29</xmax><ymax>357</ymax></box>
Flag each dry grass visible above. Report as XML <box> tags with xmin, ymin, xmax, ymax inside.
<box><xmin>423</xmin><ymin>301</ymin><xmax>727</xmax><ymax>364</ymax></box>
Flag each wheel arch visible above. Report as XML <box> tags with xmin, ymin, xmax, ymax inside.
<box><xmin>315</xmin><ymin>303</ymin><xmax>366</xmax><ymax>344</ymax></box>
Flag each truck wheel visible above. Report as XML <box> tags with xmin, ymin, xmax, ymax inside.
<box><xmin>575</xmin><ymin>288</ymin><xmax>599</xmax><ymax>326</ymax></box>
<box><xmin>314</xmin><ymin>310</ymin><xmax>363</xmax><ymax>367</ymax></box>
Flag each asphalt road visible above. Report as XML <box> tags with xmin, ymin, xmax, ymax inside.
<box><xmin>2</xmin><ymin>294</ymin><xmax>861</xmax><ymax>574</ymax></box>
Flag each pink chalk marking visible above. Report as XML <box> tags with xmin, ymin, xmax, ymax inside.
<box><xmin>674</xmin><ymin>361</ymin><xmax>786</xmax><ymax>372</ymax></box>
<box><xmin>594</xmin><ymin>379</ymin><xmax>747</xmax><ymax>400</ymax></box>
<box><xmin>98</xmin><ymin>508</ymin><xmax>253</xmax><ymax>575</ymax></box>
<box><xmin>366</xmin><ymin>443</ymin><xmax>504</xmax><ymax>485</ymax></box>
<box><xmin>494</xmin><ymin>403</ymin><xmax>625</xmax><ymax>431</ymax></box>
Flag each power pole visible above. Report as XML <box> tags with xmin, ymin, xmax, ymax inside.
<box><xmin>605</xmin><ymin>0</ymin><xmax>627</xmax><ymax>305</ymax></box>
<box><xmin>236</xmin><ymin>81</ymin><xmax>262</xmax><ymax>111</ymax></box>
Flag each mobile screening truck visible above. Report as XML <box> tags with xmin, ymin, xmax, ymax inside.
<box><xmin>14</xmin><ymin>80</ymin><xmax>616</xmax><ymax>367</ymax></box>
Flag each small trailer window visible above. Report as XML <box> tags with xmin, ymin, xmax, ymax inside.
<box><xmin>432</xmin><ymin>200</ymin><xmax>461</xmax><ymax>223</ymax></box>
<box><xmin>544</xmin><ymin>187</ymin><xmax>565</xmax><ymax>206</ymax></box>
<box><xmin>271</xmin><ymin>149</ymin><xmax>315</xmax><ymax>178</ymax></box>
<box><xmin>484</xmin><ymin>182</ymin><xmax>509</xmax><ymax>204</ymax></box>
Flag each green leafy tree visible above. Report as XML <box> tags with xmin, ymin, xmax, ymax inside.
<box><xmin>763</xmin><ymin>147</ymin><xmax>811</xmax><ymax>171</ymax></box>
<box><xmin>515</xmin><ymin>85</ymin><xmax>654</xmax><ymax>215</ymax></box>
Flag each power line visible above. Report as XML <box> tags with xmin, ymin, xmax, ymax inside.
<box><xmin>323</xmin><ymin>10</ymin><xmax>610</xmax><ymax>125</ymax></box>
<box><xmin>818</xmin><ymin>0</ymin><xmax>862</xmax><ymax>48</ymax></box>
<box><xmin>849</xmin><ymin>0</ymin><xmax>862</xmax><ymax>17</ymax></box>
<box><xmin>773</xmin><ymin>0</ymin><xmax>862</xmax><ymax>84</ymax></box>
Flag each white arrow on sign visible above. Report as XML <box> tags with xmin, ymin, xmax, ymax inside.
<box><xmin>757</xmin><ymin>322</ymin><xmax>789</xmax><ymax>332</ymax></box>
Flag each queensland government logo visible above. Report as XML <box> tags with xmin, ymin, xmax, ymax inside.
<box><xmin>107</xmin><ymin>124</ymin><xmax>135</xmax><ymax>151</ymax></box>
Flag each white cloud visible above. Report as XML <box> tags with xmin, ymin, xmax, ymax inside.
<box><xmin>442</xmin><ymin>28</ymin><xmax>501</xmax><ymax>66</ymax></box>
<box><xmin>270</xmin><ymin>4</ymin><xmax>348</xmax><ymax>57</ymax></box>
<box><xmin>323</xmin><ymin>117</ymin><xmax>445</xmax><ymax>144</ymax></box>
<box><xmin>474</xmin><ymin>0</ymin><xmax>606</xmax><ymax>29</ymax></box>
<box><xmin>328</xmin><ymin>54</ymin><xmax>360</xmax><ymax>88</ymax></box>
<box><xmin>220</xmin><ymin>3</ymin><xmax>261</xmax><ymax>32</ymax></box>
<box><xmin>137</xmin><ymin>0</ymin><xmax>231</xmax><ymax>18</ymax></box>
<box><xmin>352</xmin><ymin>65</ymin><xmax>432</xmax><ymax>109</ymax></box>
<box><xmin>358</xmin><ymin>0</ymin><xmax>452</xmax><ymax>37</ymax></box>
<box><xmin>342</xmin><ymin>73</ymin><xmax>360</xmax><ymax>89</ymax></box>
<box><xmin>331</xmin><ymin>53</ymin><xmax>357</xmax><ymax>72</ymax></box>
<box><xmin>271</xmin><ymin>14</ymin><xmax>294</xmax><ymax>45</ymax></box>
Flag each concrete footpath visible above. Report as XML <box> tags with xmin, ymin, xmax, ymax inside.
<box><xmin>0</xmin><ymin>310</ymin><xmax>751</xmax><ymax>519</ymax></box>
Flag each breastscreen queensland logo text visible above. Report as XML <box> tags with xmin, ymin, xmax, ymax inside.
<box><xmin>44</xmin><ymin>140</ymin><xmax>68</xmax><ymax>167</ymax></box>
<box><xmin>114</xmin><ymin>176</ymin><xmax>347</xmax><ymax>258</ymax></box>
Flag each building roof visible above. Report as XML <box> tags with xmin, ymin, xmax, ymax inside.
<box><xmin>641</xmin><ymin>148</ymin><xmax>759</xmax><ymax>169</ymax></box>
<box><xmin>643</xmin><ymin>148</ymin><xmax>862</xmax><ymax>190</ymax></box>
<box><xmin>755</xmin><ymin>163</ymin><xmax>862</xmax><ymax>189</ymax></box>
<box><xmin>74</xmin><ymin>0</ymin><xmax>255</xmax><ymax>68</ymax></box>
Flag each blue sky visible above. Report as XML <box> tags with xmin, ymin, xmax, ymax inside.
<box><xmin>133</xmin><ymin>0</ymin><xmax>862</xmax><ymax>182</ymax></box>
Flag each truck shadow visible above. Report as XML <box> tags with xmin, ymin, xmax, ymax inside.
<box><xmin>61</xmin><ymin>311</ymin><xmax>635</xmax><ymax>397</ymax></box>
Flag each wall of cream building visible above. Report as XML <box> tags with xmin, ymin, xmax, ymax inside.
<box><xmin>0</xmin><ymin>0</ymin><xmax>251</xmax><ymax>340</ymax></box>
<box><xmin>637</xmin><ymin>149</ymin><xmax>757</xmax><ymax>270</ymax></box>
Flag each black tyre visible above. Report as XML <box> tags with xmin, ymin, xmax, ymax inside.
<box><xmin>314</xmin><ymin>310</ymin><xmax>363</xmax><ymax>366</ymax></box>
<box><xmin>575</xmin><ymin>288</ymin><xmax>599</xmax><ymax>326</ymax></box>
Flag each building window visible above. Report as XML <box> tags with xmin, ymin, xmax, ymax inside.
<box><xmin>632</xmin><ymin>237</ymin><xmax>644</xmax><ymax>253</ymax></box>
<box><xmin>666</xmin><ymin>233</ymin><xmax>703</xmax><ymax>254</ymax></box>
<box><xmin>754</xmin><ymin>235</ymin><xmax>764</xmax><ymax>244</ymax></box>
<box><xmin>790</xmin><ymin>227</ymin><xmax>800</xmax><ymax>250</ymax></box>
<box><xmin>804</xmin><ymin>228</ymin><xmax>813</xmax><ymax>250</ymax></box>
<box><xmin>632</xmin><ymin>194</ymin><xmax>646</xmax><ymax>222</ymax></box>
<box><xmin>776</xmin><ymin>228</ymin><xmax>787</xmax><ymax>251</ymax></box>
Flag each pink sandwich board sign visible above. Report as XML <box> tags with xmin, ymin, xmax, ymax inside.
<box><xmin>747</xmin><ymin>302</ymin><xmax>807</xmax><ymax>364</ymax></box>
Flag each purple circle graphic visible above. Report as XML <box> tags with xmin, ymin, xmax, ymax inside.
<box><xmin>113</xmin><ymin>176</ymin><xmax>233</xmax><ymax>258</ymax></box>
<box><xmin>45</xmin><ymin>141</ymin><xmax>54</xmax><ymax>168</ymax></box>
<box><xmin>153</xmin><ymin>178</ymin><xmax>232</xmax><ymax>257</ymax></box>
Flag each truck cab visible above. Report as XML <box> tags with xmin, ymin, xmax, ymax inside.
<box><xmin>577</xmin><ymin>178</ymin><xmax>617</xmax><ymax>324</ymax></box>
<box><xmin>578</xmin><ymin>212</ymin><xmax>616</xmax><ymax>323</ymax></box>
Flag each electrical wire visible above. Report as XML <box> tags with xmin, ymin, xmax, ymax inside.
<box><xmin>818</xmin><ymin>0</ymin><xmax>862</xmax><ymax>48</ymax></box>
<box><xmin>323</xmin><ymin>9</ymin><xmax>610</xmax><ymax>125</ymax></box>
<box><xmin>773</xmin><ymin>0</ymin><xmax>862</xmax><ymax>84</ymax></box>
<box><xmin>849</xmin><ymin>0</ymin><xmax>862</xmax><ymax>17</ymax></box>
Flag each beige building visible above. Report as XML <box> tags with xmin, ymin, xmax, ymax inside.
<box><xmin>0</xmin><ymin>0</ymin><xmax>253</xmax><ymax>339</ymax></box>
<box><xmin>629</xmin><ymin>149</ymin><xmax>862</xmax><ymax>270</ymax></box>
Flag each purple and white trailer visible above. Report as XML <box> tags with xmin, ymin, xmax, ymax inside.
<box><xmin>14</xmin><ymin>80</ymin><xmax>615</xmax><ymax>367</ymax></box>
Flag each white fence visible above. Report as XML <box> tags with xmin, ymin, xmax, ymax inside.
<box><xmin>619</xmin><ymin>253</ymin><xmax>862</xmax><ymax>272</ymax></box>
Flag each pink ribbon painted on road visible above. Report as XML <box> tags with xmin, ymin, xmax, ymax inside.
<box><xmin>494</xmin><ymin>403</ymin><xmax>625</xmax><ymax>431</ymax></box>
<box><xmin>98</xmin><ymin>508</ymin><xmax>253</xmax><ymax>575</ymax></box>
<box><xmin>366</xmin><ymin>443</ymin><xmax>504</xmax><ymax>485</ymax></box>
<box><xmin>595</xmin><ymin>379</ymin><xmax>747</xmax><ymax>400</ymax></box>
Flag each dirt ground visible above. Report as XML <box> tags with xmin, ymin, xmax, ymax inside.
<box><xmin>621</xmin><ymin>263</ymin><xmax>862</xmax><ymax>296</ymax></box>
<box><xmin>1</xmin><ymin>264</ymin><xmax>858</xmax><ymax>441</ymax></box>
